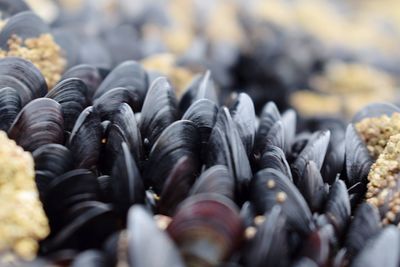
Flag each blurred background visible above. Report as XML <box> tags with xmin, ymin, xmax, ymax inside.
<box><xmin>13</xmin><ymin>0</ymin><xmax>400</xmax><ymax>117</ymax></box>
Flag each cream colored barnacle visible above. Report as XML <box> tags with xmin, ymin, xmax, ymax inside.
<box><xmin>0</xmin><ymin>33</ymin><xmax>66</xmax><ymax>89</ymax></box>
<box><xmin>0</xmin><ymin>131</ymin><xmax>49</xmax><ymax>261</ymax></box>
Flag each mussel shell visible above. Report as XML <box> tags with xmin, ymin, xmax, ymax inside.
<box><xmin>254</xmin><ymin>101</ymin><xmax>281</xmax><ymax>154</ymax></box>
<box><xmin>99</xmin><ymin>123</ymin><xmax>128</xmax><ymax>174</ymax></box>
<box><xmin>0</xmin><ymin>57</ymin><xmax>48</xmax><ymax>99</ymax></box>
<box><xmin>8</xmin><ymin>98</ymin><xmax>64</xmax><ymax>151</ymax></box>
<box><xmin>345</xmin><ymin>203</ymin><xmax>381</xmax><ymax>258</ymax></box>
<box><xmin>250</xmin><ymin>168</ymin><xmax>314</xmax><ymax>235</ymax></box>
<box><xmin>46</xmin><ymin>78</ymin><xmax>88</xmax><ymax>131</ymax></box>
<box><xmin>190</xmin><ymin>165</ymin><xmax>234</xmax><ymax>200</ymax></box>
<box><xmin>61</xmin><ymin>64</ymin><xmax>103</xmax><ymax>101</ymax></box>
<box><xmin>167</xmin><ymin>194</ymin><xmax>243</xmax><ymax>267</ymax></box>
<box><xmin>140</xmin><ymin>77</ymin><xmax>178</xmax><ymax>151</ymax></box>
<box><xmin>344</xmin><ymin>124</ymin><xmax>373</xmax><ymax>186</ymax></box>
<box><xmin>0</xmin><ymin>11</ymin><xmax>49</xmax><ymax>49</ymax></box>
<box><xmin>32</xmin><ymin>143</ymin><xmax>74</xmax><ymax>179</ymax></box>
<box><xmin>230</xmin><ymin>93</ymin><xmax>256</xmax><ymax>156</ymax></box>
<box><xmin>291</xmin><ymin>130</ymin><xmax>331</xmax><ymax>184</ymax></box>
<box><xmin>292</xmin><ymin>258</ymin><xmax>318</xmax><ymax>267</ymax></box>
<box><xmin>93</xmin><ymin>87</ymin><xmax>140</xmax><ymax>121</ymax></box>
<box><xmin>182</xmin><ymin>98</ymin><xmax>218</xmax><ymax>160</ymax></box>
<box><xmin>206</xmin><ymin>107</ymin><xmax>252</xmax><ymax>201</ymax></box>
<box><xmin>351</xmin><ymin>102</ymin><xmax>400</xmax><ymax>123</ymax></box>
<box><xmin>281</xmin><ymin>109</ymin><xmax>296</xmax><ymax>155</ymax></box>
<box><xmin>179</xmin><ymin>70</ymin><xmax>218</xmax><ymax>113</ymax></box>
<box><xmin>71</xmin><ymin>250</ymin><xmax>108</xmax><ymax>267</ymax></box>
<box><xmin>351</xmin><ymin>226</ymin><xmax>400</xmax><ymax>267</ymax></box>
<box><xmin>0</xmin><ymin>74</ymin><xmax>31</xmax><ymax>105</ymax></box>
<box><xmin>258</xmin><ymin>145</ymin><xmax>293</xmax><ymax>181</ymax></box>
<box><xmin>68</xmin><ymin>106</ymin><xmax>102</xmax><ymax>169</ymax></box>
<box><xmin>42</xmin><ymin>201</ymin><xmax>116</xmax><ymax>252</ymax></box>
<box><xmin>128</xmin><ymin>205</ymin><xmax>185</xmax><ymax>267</ymax></box>
<box><xmin>43</xmin><ymin>169</ymin><xmax>99</xmax><ymax>230</ymax></box>
<box><xmin>0</xmin><ymin>87</ymin><xmax>21</xmax><ymax>131</ymax></box>
<box><xmin>112</xmin><ymin>103</ymin><xmax>143</xmax><ymax>162</ymax></box>
<box><xmin>243</xmin><ymin>206</ymin><xmax>288</xmax><ymax>267</ymax></box>
<box><xmin>298</xmin><ymin>160</ymin><xmax>329</xmax><ymax>212</ymax></box>
<box><xmin>258</xmin><ymin>120</ymin><xmax>285</xmax><ymax>155</ymax></box>
<box><xmin>158</xmin><ymin>156</ymin><xmax>199</xmax><ymax>216</ymax></box>
<box><xmin>93</xmin><ymin>60</ymin><xmax>148</xmax><ymax>109</ymax></box>
<box><xmin>0</xmin><ymin>0</ymin><xmax>30</xmax><ymax>19</ymax></box>
<box><xmin>299</xmin><ymin>224</ymin><xmax>334</xmax><ymax>266</ymax></box>
<box><xmin>324</xmin><ymin>179</ymin><xmax>351</xmax><ymax>236</ymax></box>
<box><xmin>111</xmin><ymin>142</ymin><xmax>145</xmax><ymax>217</ymax></box>
<box><xmin>144</xmin><ymin>120</ymin><xmax>200</xmax><ymax>193</ymax></box>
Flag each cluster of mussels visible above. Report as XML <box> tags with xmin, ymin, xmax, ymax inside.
<box><xmin>1</xmin><ymin>2</ymin><xmax>400</xmax><ymax>267</ymax></box>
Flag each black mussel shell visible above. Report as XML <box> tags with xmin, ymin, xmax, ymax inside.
<box><xmin>8</xmin><ymin>98</ymin><xmax>64</xmax><ymax>151</ymax></box>
<box><xmin>0</xmin><ymin>11</ymin><xmax>49</xmax><ymax>49</ymax></box>
<box><xmin>112</xmin><ymin>103</ymin><xmax>143</xmax><ymax>162</ymax></box>
<box><xmin>291</xmin><ymin>130</ymin><xmax>331</xmax><ymax>185</ymax></box>
<box><xmin>182</xmin><ymin>98</ymin><xmax>218</xmax><ymax>160</ymax></box>
<box><xmin>71</xmin><ymin>250</ymin><xmax>108</xmax><ymax>267</ymax></box>
<box><xmin>97</xmin><ymin>175</ymin><xmax>113</xmax><ymax>203</ymax></box>
<box><xmin>243</xmin><ymin>206</ymin><xmax>289</xmax><ymax>267</ymax></box>
<box><xmin>351</xmin><ymin>102</ymin><xmax>400</xmax><ymax>123</ymax></box>
<box><xmin>42</xmin><ymin>201</ymin><xmax>116</xmax><ymax>253</ymax></box>
<box><xmin>351</xmin><ymin>226</ymin><xmax>400</xmax><ymax>267</ymax></box>
<box><xmin>61</xmin><ymin>64</ymin><xmax>103</xmax><ymax>101</ymax></box>
<box><xmin>259</xmin><ymin>145</ymin><xmax>293</xmax><ymax>182</ymax></box>
<box><xmin>111</xmin><ymin>142</ymin><xmax>145</xmax><ymax>217</ymax></box>
<box><xmin>0</xmin><ymin>0</ymin><xmax>30</xmax><ymax>19</ymax></box>
<box><xmin>43</xmin><ymin>169</ymin><xmax>99</xmax><ymax>230</ymax></box>
<box><xmin>159</xmin><ymin>156</ymin><xmax>200</xmax><ymax>215</ymax></box>
<box><xmin>179</xmin><ymin>70</ymin><xmax>218</xmax><ymax>113</ymax></box>
<box><xmin>344</xmin><ymin>124</ymin><xmax>373</xmax><ymax>186</ymax></box>
<box><xmin>250</xmin><ymin>168</ymin><xmax>314</xmax><ymax>235</ymax></box>
<box><xmin>281</xmin><ymin>109</ymin><xmax>296</xmax><ymax>155</ymax></box>
<box><xmin>46</xmin><ymin>78</ymin><xmax>88</xmax><ymax>131</ymax></box>
<box><xmin>167</xmin><ymin>194</ymin><xmax>243</xmax><ymax>267</ymax></box>
<box><xmin>100</xmin><ymin>123</ymin><xmax>128</xmax><ymax>174</ymax></box>
<box><xmin>324</xmin><ymin>179</ymin><xmax>351</xmax><ymax>236</ymax></box>
<box><xmin>144</xmin><ymin>120</ymin><xmax>200</xmax><ymax>193</ymax></box>
<box><xmin>35</xmin><ymin>170</ymin><xmax>54</xmax><ymax>198</ymax></box>
<box><xmin>299</xmin><ymin>224</ymin><xmax>334</xmax><ymax>266</ymax></box>
<box><xmin>344</xmin><ymin>203</ymin><xmax>381</xmax><ymax>259</ymax></box>
<box><xmin>292</xmin><ymin>258</ymin><xmax>318</xmax><ymax>267</ymax></box>
<box><xmin>297</xmin><ymin>160</ymin><xmax>329</xmax><ymax>212</ymax></box>
<box><xmin>140</xmin><ymin>77</ymin><xmax>178</xmax><ymax>151</ymax></box>
<box><xmin>0</xmin><ymin>87</ymin><xmax>21</xmax><ymax>131</ymax></box>
<box><xmin>93</xmin><ymin>87</ymin><xmax>139</xmax><ymax>121</ymax></box>
<box><xmin>206</xmin><ymin>107</ymin><xmax>252</xmax><ymax>201</ymax></box>
<box><xmin>230</xmin><ymin>93</ymin><xmax>256</xmax><ymax>156</ymax></box>
<box><xmin>257</xmin><ymin>120</ymin><xmax>285</xmax><ymax>156</ymax></box>
<box><xmin>93</xmin><ymin>60</ymin><xmax>148</xmax><ymax>110</ymax></box>
<box><xmin>0</xmin><ymin>57</ymin><xmax>48</xmax><ymax>100</ymax></box>
<box><xmin>32</xmin><ymin>143</ymin><xmax>74</xmax><ymax>179</ymax></box>
<box><xmin>190</xmin><ymin>165</ymin><xmax>234</xmax><ymax>200</ymax></box>
<box><xmin>0</xmin><ymin>74</ymin><xmax>31</xmax><ymax>106</ymax></box>
<box><xmin>68</xmin><ymin>106</ymin><xmax>102</xmax><ymax>169</ymax></box>
<box><xmin>254</xmin><ymin>101</ymin><xmax>281</xmax><ymax>154</ymax></box>
<box><xmin>128</xmin><ymin>205</ymin><xmax>185</xmax><ymax>267</ymax></box>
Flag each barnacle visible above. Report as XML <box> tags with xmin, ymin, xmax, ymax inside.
<box><xmin>0</xmin><ymin>131</ymin><xmax>49</xmax><ymax>261</ymax></box>
<box><xmin>366</xmin><ymin>134</ymin><xmax>400</xmax><ymax>225</ymax></box>
<box><xmin>0</xmin><ymin>34</ymin><xmax>66</xmax><ymax>88</ymax></box>
<box><xmin>355</xmin><ymin>113</ymin><xmax>400</xmax><ymax>159</ymax></box>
